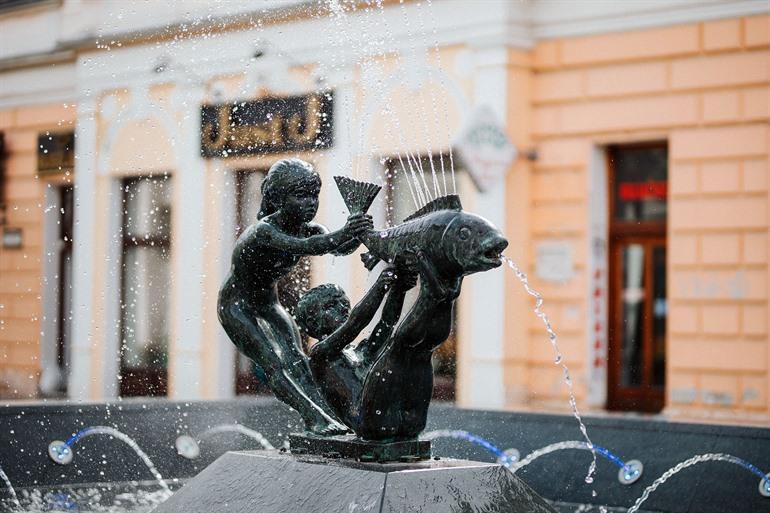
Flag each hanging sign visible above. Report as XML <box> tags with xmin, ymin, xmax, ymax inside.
<box><xmin>200</xmin><ymin>92</ymin><xmax>334</xmax><ymax>158</ymax></box>
<box><xmin>453</xmin><ymin>105</ymin><xmax>516</xmax><ymax>192</ymax></box>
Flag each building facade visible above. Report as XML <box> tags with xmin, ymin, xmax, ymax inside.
<box><xmin>0</xmin><ymin>0</ymin><xmax>768</xmax><ymax>425</ymax></box>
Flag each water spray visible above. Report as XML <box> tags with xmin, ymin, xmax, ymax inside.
<box><xmin>501</xmin><ymin>255</ymin><xmax>598</xmax><ymax>485</ymax></box>
<box><xmin>175</xmin><ymin>424</ymin><xmax>275</xmax><ymax>460</ymax></box>
<box><xmin>627</xmin><ymin>452</ymin><xmax>769</xmax><ymax>513</ymax></box>
<box><xmin>423</xmin><ymin>430</ymin><xmax>520</xmax><ymax>468</ymax></box>
<box><xmin>0</xmin><ymin>464</ymin><xmax>20</xmax><ymax>509</ymax></box>
<box><xmin>510</xmin><ymin>441</ymin><xmax>643</xmax><ymax>486</ymax></box>
<box><xmin>47</xmin><ymin>426</ymin><xmax>171</xmax><ymax>495</ymax></box>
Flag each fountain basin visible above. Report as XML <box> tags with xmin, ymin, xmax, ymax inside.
<box><xmin>0</xmin><ymin>398</ymin><xmax>767</xmax><ymax>512</ymax></box>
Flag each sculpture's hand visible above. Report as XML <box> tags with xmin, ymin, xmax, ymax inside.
<box><xmin>342</xmin><ymin>212</ymin><xmax>373</xmax><ymax>240</ymax></box>
<box><xmin>377</xmin><ymin>266</ymin><xmax>398</xmax><ymax>291</ymax></box>
<box><xmin>394</xmin><ymin>268</ymin><xmax>418</xmax><ymax>291</ymax></box>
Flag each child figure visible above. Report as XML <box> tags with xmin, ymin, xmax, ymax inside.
<box><xmin>218</xmin><ymin>158</ymin><xmax>372</xmax><ymax>436</ymax></box>
<box><xmin>296</xmin><ymin>267</ymin><xmax>416</xmax><ymax>433</ymax></box>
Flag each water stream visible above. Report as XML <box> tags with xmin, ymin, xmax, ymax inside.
<box><xmin>49</xmin><ymin>426</ymin><xmax>171</xmax><ymax>496</ymax></box>
<box><xmin>627</xmin><ymin>453</ymin><xmax>770</xmax><ymax>513</ymax></box>
<box><xmin>0</xmin><ymin>463</ymin><xmax>20</xmax><ymax>509</ymax></box>
<box><xmin>510</xmin><ymin>441</ymin><xmax>642</xmax><ymax>485</ymax></box>
<box><xmin>197</xmin><ymin>424</ymin><xmax>275</xmax><ymax>450</ymax></box>
<box><xmin>501</xmin><ymin>255</ymin><xmax>598</xmax><ymax>485</ymax></box>
<box><xmin>423</xmin><ymin>429</ymin><xmax>518</xmax><ymax>467</ymax></box>
<box><xmin>424</xmin><ymin>0</ymin><xmax>456</xmax><ymax>195</ymax></box>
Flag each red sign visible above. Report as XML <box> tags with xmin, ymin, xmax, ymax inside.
<box><xmin>619</xmin><ymin>181</ymin><xmax>667</xmax><ymax>201</ymax></box>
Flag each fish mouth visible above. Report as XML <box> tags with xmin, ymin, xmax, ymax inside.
<box><xmin>478</xmin><ymin>237</ymin><xmax>508</xmax><ymax>268</ymax></box>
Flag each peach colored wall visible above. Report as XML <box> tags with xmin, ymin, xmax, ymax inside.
<box><xmin>0</xmin><ymin>104</ymin><xmax>75</xmax><ymax>398</ymax></box>
<box><xmin>518</xmin><ymin>15</ymin><xmax>770</xmax><ymax>422</ymax></box>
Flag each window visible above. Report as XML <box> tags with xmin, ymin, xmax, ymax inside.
<box><xmin>119</xmin><ymin>175</ymin><xmax>172</xmax><ymax>397</ymax></box>
<box><xmin>233</xmin><ymin>169</ymin><xmax>312</xmax><ymax>395</ymax></box>
<box><xmin>385</xmin><ymin>154</ymin><xmax>458</xmax><ymax>401</ymax></box>
<box><xmin>607</xmin><ymin>143</ymin><xmax>667</xmax><ymax>412</ymax></box>
<box><xmin>55</xmin><ymin>185</ymin><xmax>74</xmax><ymax>394</ymax></box>
<box><xmin>0</xmin><ymin>133</ymin><xmax>6</xmax><ymax>226</ymax></box>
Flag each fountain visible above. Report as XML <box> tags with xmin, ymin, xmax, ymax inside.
<box><xmin>0</xmin><ymin>2</ymin><xmax>768</xmax><ymax>513</ymax></box>
<box><xmin>151</xmin><ymin>163</ymin><xmax>555</xmax><ymax>512</ymax></box>
<box><xmin>0</xmin><ymin>154</ymin><xmax>767</xmax><ymax>510</ymax></box>
<box><xmin>0</xmin><ymin>395</ymin><xmax>768</xmax><ymax>511</ymax></box>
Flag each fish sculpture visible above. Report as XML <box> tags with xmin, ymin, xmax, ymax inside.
<box><xmin>335</xmin><ymin>175</ymin><xmax>508</xmax><ymax>279</ymax></box>
<box><xmin>335</xmin><ymin>176</ymin><xmax>508</xmax><ymax>440</ymax></box>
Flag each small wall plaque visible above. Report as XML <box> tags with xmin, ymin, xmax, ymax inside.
<box><xmin>535</xmin><ymin>241</ymin><xmax>574</xmax><ymax>283</ymax></box>
<box><xmin>2</xmin><ymin>227</ymin><xmax>22</xmax><ymax>249</ymax></box>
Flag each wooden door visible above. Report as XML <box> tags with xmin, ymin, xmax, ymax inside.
<box><xmin>606</xmin><ymin>143</ymin><xmax>667</xmax><ymax>412</ymax></box>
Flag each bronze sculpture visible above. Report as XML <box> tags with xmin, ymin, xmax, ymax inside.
<box><xmin>299</xmin><ymin>267</ymin><xmax>416</xmax><ymax>434</ymax></box>
<box><xmin>217</xmin><ymin>158</ymin><xmax>372</xmax><ymax>436</ymax></box>
<box><xmin>219</xmin><ymin>158</ymin><xmax>507</xmax><ymax>449</ymax></box>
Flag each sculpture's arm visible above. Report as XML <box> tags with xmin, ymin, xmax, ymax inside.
<box><xmin>332</xmin><ymin>237</ymin><xmax>362</xmax><ymax>256</ymax></box>
<box><xmin>309</xmin><ymin>270</ymin><xmax>395</xmax><ymax>362</ymax></box>
<box><xmin>356</xmin><ymin>270</ymin><xmax>417</xmax><ymax>364</ymax></box>
<box><xmin>253</xmin><ymin>215</ymin><xmax>370</xmax><ymax>256</ymax></box>
<box><xmin>306</xmin><ymin>222</ymin><xmax>362</xmax><ymax>256</ymax></box>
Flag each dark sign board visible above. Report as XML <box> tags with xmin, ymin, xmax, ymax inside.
<box><xmin>37</xmin><ymin>131</ymin><xmax>75</xmax><ymax>175</ymax></box>
<box><xmin>201</xmin><ymin>92</ymin><xmax>334</xmax><ymax>158</ymax></box>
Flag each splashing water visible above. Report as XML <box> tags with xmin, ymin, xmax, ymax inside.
<box><xmin>197</xmin><ymin>424</ymin><xmax>275</xmax><ymax>450</ymax></box>
<box><xmin>501</xmin><ymin>256</ymin><xmax>598</xmax><ymax>485</ymax></box>
<box><xmin>0</xmin><ymin>464</ymin><xmax>20</xmax><ymax>509</ymax></box>
<box><xmin>627</xmin><ymin>453</ymin><xmax>770</xmax><ymax>513</ymax></box>
<box><xmin>53</xmin><ymin>426</ymin><xmax>171</xmax><ymax>496</ymax></box>
<box><xmin>423</xmin><ymin>429</ymin><xmax>517</xmax><ymax>466</ymax></box>
<box><xmin>397</xmin><ymin>1</ymin><xmax>441</xmax><ymax>200</ymax></box>
<box><xmin>15</xmin><ymin>483</ymin><xmax>171</xmax><ymax>513</ymax></box>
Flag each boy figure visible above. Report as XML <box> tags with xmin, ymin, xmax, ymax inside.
<box><xmin>295</xmin><ymin>267</ymin><xmax>416</xmax><ymax>433</ymax></box>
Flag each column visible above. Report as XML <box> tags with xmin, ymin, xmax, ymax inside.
<box><xmin>68</xmin><ymin>97</ymin><xmax>98</xmax><ymax>400</ymax></box>
<box><xmin>317</xmin><ymin>67</ymin><xmax>355</xmax><ymax>293</ymax></box>
<box><xmin>460</xmin><ymin>45</ymin><xmax>510</xmax><ymax>410</ymax></box>
<box><xmin>169</xmin><ymin>83</ymin><xmax>208</xmax><ymax>400</ymax></box>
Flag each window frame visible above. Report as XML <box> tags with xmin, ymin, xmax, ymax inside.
<box><xmin>118</xmin><ymin>174</ymin><xmax>172</xmax><ymax>397</ymax></box>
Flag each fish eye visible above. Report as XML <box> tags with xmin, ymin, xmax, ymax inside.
<box><xmin>458</xmin><ymin>226</ymin><xmax>471</xmax><ymax>240</ymax></box>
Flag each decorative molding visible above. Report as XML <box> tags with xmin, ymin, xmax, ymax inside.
<box><xmin>532</xmin><ymin>0</ymin><xmax>770</xmax><ymax>40</ymax></box>
<box><xmin>0</xmin><ymin>63</ymin><xmax>75</xmax><ymax>109</ymax></box>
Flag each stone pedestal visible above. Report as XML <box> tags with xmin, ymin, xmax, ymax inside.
<box><xmin>288</xmin><ymin>432</ymin><xmax>431</xmax><ymax>462</ymax></box>
<box><xmin>151</xmin><ymin>450</ymin><xmax>556</xmax><ymax>513</ymax></box>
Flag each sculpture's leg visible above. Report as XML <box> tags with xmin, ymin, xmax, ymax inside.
<box><xmin>220</xmin><ymin>301</ymin><xmax>348</xmax><ymax>435</ymax></box>
<box><xmin>264</xmin><ymin>302</ymin><xmax>352</xmax><ymax>422</ymax></box>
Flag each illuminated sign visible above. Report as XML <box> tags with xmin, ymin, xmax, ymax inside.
<box><xmin>200</xmin><ymin>92</ymin><xmax>333</xmax><ymax>158</ymax></box>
